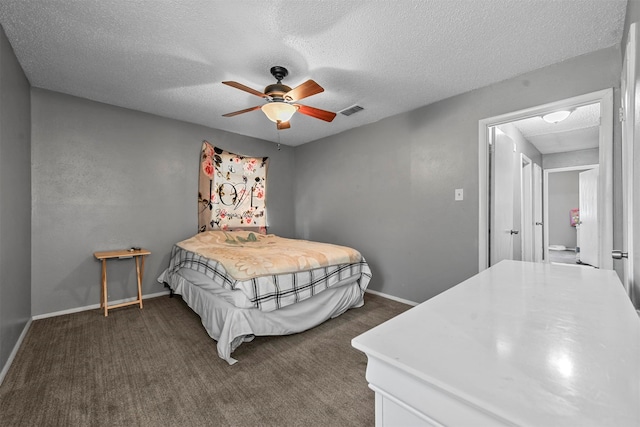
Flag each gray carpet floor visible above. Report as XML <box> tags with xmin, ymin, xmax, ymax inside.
<box><xmin>0</xmin><ymin>293</ymin><xmax>410</xmax><ymax>427</ymax></box>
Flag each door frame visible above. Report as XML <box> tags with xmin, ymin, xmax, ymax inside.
<box><xmin>478</xmin><ymin>88</ymin><xmax>614</xmax><ymax>271</ymax></box>
<box><xmin>543</xmin><ymin>164</ymin><xmax>598</xmax><ymax>263</ymax></box>
<box><xmin>621</xmin><ymin>22</ymin><xmax>636</xmax><ymax>304</ymax></box>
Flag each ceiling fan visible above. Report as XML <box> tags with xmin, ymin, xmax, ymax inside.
<box><xmin>222</xmin><ymin>66</ymin><xmax>336</xmax><ymax>130</ymax></box>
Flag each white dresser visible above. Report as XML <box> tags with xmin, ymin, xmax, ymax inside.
<box><xmin>352</xmin><ymin>260</ymin><xmax>640</xmax><ymax>426</ymax></box>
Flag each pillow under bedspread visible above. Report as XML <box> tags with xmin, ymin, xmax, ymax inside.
<box><xmin>176</xmin><ymin>230</ymin><xmax>363</xmax><ymax>281</ymax></box>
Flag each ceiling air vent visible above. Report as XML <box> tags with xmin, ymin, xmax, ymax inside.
<box><xmin>339</xmin><ymin>105</ymin><xmax>364</xmax><ymax>116</ymax></box>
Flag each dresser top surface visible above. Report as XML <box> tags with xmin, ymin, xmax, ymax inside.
<box><xmin>352</xmin><ymin>260</ymin><xmax>640</xmax><ymax>425</ymax></box>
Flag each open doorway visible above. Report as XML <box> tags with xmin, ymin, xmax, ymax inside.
<box><xmin>478</xmin><ymin>89</ymin><xmax>613</xmax><ymax>271</ymax></box>
<box><xmin>544</xmin><ymin>165</ymin><xmax>599</xmax><ymax>267</ymax></box>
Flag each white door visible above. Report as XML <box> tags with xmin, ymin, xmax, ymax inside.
<box><xmin>521</xmin><ymin>156</ymin><xmax>533</xmax><ymax>262</ymax></box>
<box><xmin>533</xmin><ymin>163</ymin><xmax>543</xmax><ymax>262</ymax></box>
<box><xmin>579</xmin><ymin>168</ymin><xmax>599</xmax><ymax>267</ymax></box>
<box><xmin>491</xmin><ymin>130</ymin><xmax>516</xmax><ymax>265</ymax></box>
<box><xmin>620</xmin><ymin>22</ymin><xmax>636</xmax><ymax>304</ymax></box>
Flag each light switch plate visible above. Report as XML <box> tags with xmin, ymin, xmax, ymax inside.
<box><xmin>455</xmin><ymin>188</ymin><xmax>464</xmax><ymax>201</ymax></box>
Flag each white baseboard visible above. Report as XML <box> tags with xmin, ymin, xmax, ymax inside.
<box><xmin>32</xmin><ymin>291</ymin><xmax>170</xmax><ymax>320</ymax></box>
<box><xmin>0</xmin><ymin>317</ymin><xmax>32</xmax><ymax>387</ymax></box>
<box><xmin>365</xmin><ymin>289</ymin><xmax>418</xmax><ymax>306</ymax></box>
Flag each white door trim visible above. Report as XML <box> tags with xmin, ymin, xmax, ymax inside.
<box><xmin>621</xmin><ymin>22</ymin><xmax>636</xmax><ymax>303</ymax></box>
<box><xmin>478</xmin><ymin>88</ymin><xmax>614</xmax><ymax>271</ymax></box>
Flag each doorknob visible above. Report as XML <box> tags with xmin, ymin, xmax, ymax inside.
<box><xmin>612</xmin><ymin>250</ymin><xmax>629</xmax><ymax>260</ymax></box>
<box><xmin>535</xmin><ymin>222</ymin><xmax>543</xmax><ymax>226</ymax></box>
<box><xmin>510</xmin><ymin>230</ymin><xmax>519</xmax><ymax>235</ymax></box>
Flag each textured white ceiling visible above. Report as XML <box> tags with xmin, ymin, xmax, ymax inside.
<box><xmin>0</xmin><ymin>0</ymin><xmax>628</xmax><ymax>146</ymax></box>
<box><xmin>510</xmin><ymin>103</ymin><xmax>601</xmax><ymax>154</ymax></box>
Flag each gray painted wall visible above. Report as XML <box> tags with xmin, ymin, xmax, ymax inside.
<box><xmin>294</xmin><ymin>46</ymin><xmax>622</xmax><ymax>304</ymax></box>
<box><xmin>0</xmin><ymin>24</ymin><xmax>31</xmax><ymax>374</ymax></box>
<box><xmin>548</xmin><ymin>171</ymin><xmax>580</xmax><ymax>248</ymax></box>
<box><xmin>31</xmin><ymin>89</ymin><xmax>295</xmax><ymax>316</ymax></box>
<box><xmin>543</xmin><ymin>148</ymin><xmax>599</xmax><ymax>169</ymax></box>
<box><xmin>498</xmin><ymin>123</ymin><xmax>543</xmax><ymax>167</ymax></box>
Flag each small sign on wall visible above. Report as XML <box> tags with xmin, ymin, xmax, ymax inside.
<box><xmin>570</xmin><ymin>208</ymin><xmax>579</xmax><ymax>227</ymax></box>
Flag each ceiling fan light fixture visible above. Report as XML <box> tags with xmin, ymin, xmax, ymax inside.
<box><xmin>542</xmin><ymin>110</ymin><xmax>572</xmax><ymax>124</ymax></box>
<box><xmin>261</xmin><ymin>102</ymin><xmax>298</xmax><ymax>123</ymax></box>
<box><xmin>223</xmin><ymin>67</ymin><xmax>335</xmax><ymax>129</ymax></box>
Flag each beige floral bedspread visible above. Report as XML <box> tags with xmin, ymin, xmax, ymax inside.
<box><xmin>176</xmin><ymin>231</ymin><xmax>363</xmax><ymax>281</ymax></box>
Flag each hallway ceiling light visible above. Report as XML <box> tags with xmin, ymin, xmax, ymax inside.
<box><xmin>542</xmin><ymin>110</ymin><xmax>572</xmax><ymax>124</ymax></box>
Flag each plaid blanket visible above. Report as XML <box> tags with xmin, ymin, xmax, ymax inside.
<box><xmin>162</xmin><ymin>245</ymin><xmax>372</xmax><ymax>312</ymax></box>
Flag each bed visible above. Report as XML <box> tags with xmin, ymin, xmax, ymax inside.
<box><xmin>157</xmin><ymin>230</ymin><xmax>372</xmax><ymax>364</ymax></box>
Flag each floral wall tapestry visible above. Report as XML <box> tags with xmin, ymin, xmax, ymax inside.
<box><xmin>198</xmin><ymin>141</ymin><xmax>268</xmax><ymax>233</ymax></box>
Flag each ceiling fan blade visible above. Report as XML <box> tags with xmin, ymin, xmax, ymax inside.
<box><xmin>222</xmin><ymin>106</ymin><xmax>262</xmax><ymax>117</ymax></box>
<box><xmin>277</xmin><ymin>121</ymin><xmax>291</xmax><ymax>130</ymax></box>
<box><xmin>284</xmin><ymin>80</ymin><xmax>324</xmax><ymax>102</ymax></box>
<box><xmin>222</xmin><ymin>81</ymin><xmax>267</xmax><ymax>98</ymax></box>
<box><xmin>296</xmin><ymin>104</ymin><xmax>336</xmax><ymax>122</ymax></box>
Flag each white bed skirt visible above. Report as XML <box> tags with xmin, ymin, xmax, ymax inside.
<box><xmin>161</xmin><ymin>271</ymin><xmax>365</xmax><ymax>365</ymax></box>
